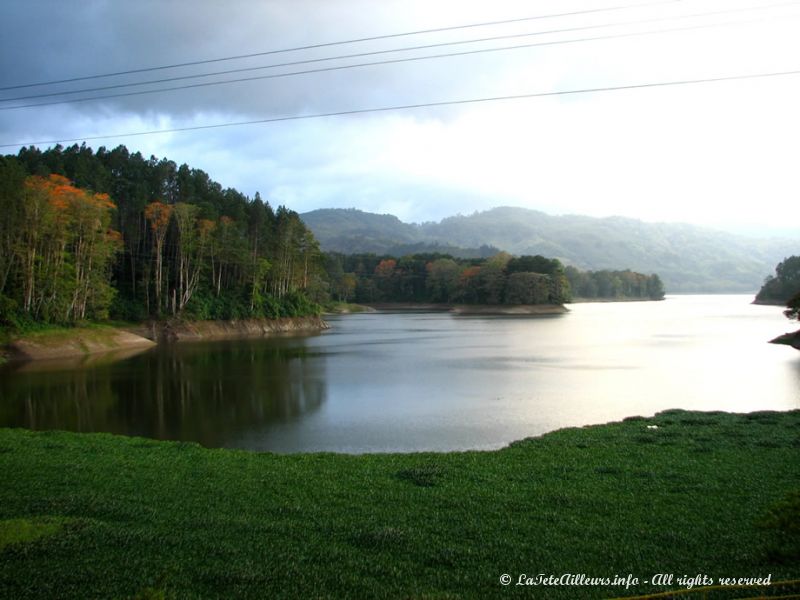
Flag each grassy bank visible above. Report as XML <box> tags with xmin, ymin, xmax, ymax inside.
<box><xmin>0</xmin><ymin>322</ymin><xmax>145</xmax><ymax>350</ymax></box>
<box><xmin>1</xmin><ymin>316</ymin><xmax>330</xmax><ymax>362</ymax></box>
<box><xmin>1</xmin><ymin>323</ymin><xmax>155</xmax><ymax>362</ymax></box>
<box><xmin>1</xmin><ymin>410</ymin><xmax>798</xmax><ymax>599</ymax></box>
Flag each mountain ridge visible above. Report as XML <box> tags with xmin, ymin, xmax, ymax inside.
<box><xmin>301</xmin><ymin>207</ymin><xmax>799</xmax><ymax>293</ymax></box>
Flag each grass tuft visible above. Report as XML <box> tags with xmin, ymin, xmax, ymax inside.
<box><xmin>758</xmin><ymin>489</ymin><xmax>800</xmax><ymax>562</ymax></box>
<box><xmin>0</xmin><ymin>517</ymin><xmax>69</xmax><ymax>551</ymax></box>
<box><xmin>351</xmin><ymin>526</ymin><xmax>408</xmax><ymax>550</ymax></box>
<box><xmin>396</xmin><ymin>464</ymin><xmax>445</xmax><ymax>487</ymax></box>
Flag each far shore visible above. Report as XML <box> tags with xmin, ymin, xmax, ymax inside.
<box><xmin>364</xmin><ymin>303</ymin><xmax>569</xmax><ymax>315</ymax></box>
<box><xmin>753</xmin><ymin>298</ymin><xmax>788</xmax><ymax>306</ymax></box>
<box><xmin>568</xmin><ymin>296</ymin><xmax>665</xmax><ymax>303</ymax></box>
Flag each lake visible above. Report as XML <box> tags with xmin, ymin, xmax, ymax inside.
<box><xmin>1</xmin><ymin>295</ymin><xmax>798</xmax><ymax>453</ymax></box>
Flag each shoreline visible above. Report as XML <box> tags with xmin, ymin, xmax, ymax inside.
<box><xmin>752</xmin><ymin>298</ymin><xmax>786</xmax><ymax>306</ymax></box>
<box><xmin>568</xmin><ymin>296</ymin><xmax>665</xmax><ymax>303</ymax></box>
<box><xmin>1</xmin><ymin>316</ymin><xmax>330</xmax><ymax>363</ymax></box>
<box><xmin>364</xmin><ymin>302</ymin><xmax>569</xmax><ymax>315</ymax></box>
<box><xmin>132</xmin><ymin>315</ymin><xmax>330</xmax><ymax>343</ymax></box>
<box><xmin>2</xmin><ymin>326</ymin><xmax>156</xmax><ymax>364</ymax></box>
<box><xmin>769</xmin><ymin>329</ymin><xmax>800</xmax><ymax>350</ymax></box>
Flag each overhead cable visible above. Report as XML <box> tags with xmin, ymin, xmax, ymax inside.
<box><xmin>3</xmin><ymin>68</ymin><xmax>798</xmax><ymax>149</ymax></box>
<box><xmin>2</xmin><ymin>1</ymin><xmax>795</xmax><ymax>104</ymax></box>
<box><xmin>2</xmin><ymin>13</ymin><xmax>795</xmax><ymax>111</ymax></box>
<box><xmin>0</xmin><ymin>0</ymin><xmax>682</xmax><ymax>91</ymax></box>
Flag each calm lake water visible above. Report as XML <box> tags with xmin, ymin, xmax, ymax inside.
<box><xmin>1</xmin><ymin>295</ymin><xmax>798</xmax><ymax>453</ymax></box>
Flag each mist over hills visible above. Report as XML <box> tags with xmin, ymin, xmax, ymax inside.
<box><xmin>301</xmin><ymin>207</ymin><xmax>798</xmax><ymax>293</ymax></box>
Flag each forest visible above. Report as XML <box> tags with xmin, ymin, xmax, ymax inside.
<box><xmin>0</xmin><ymin>144</ymin><xmax>322</xmax><ymax>327</ymax></box>
<box><xmin>564</xmin><ymin>266</ymin><xmax>665</xmax><ymax>301</ymax></box>
<box><xmin>0</xmin><ymin>144</ymin><xmax>664</xmax><ymax>329</ymax></box>
<box><xmin>324</xmin><ymin>252</ymin><xmax>664</xmax><ymax>305</ymax></box>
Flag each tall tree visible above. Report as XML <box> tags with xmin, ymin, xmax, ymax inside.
<box><xmin>144</xmin><ymin>201</ymin><xmax>173</xmax><ymax>315</ymax></box>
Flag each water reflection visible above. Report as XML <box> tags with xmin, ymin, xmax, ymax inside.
<box><xmin>10</xmin><ymin>345</ymin><xmax>154</xmax><ymax>373</ymax></box>
<box><xmin>0</xmin><ymin>338</ymin><xmax>327</xmax><ymax>447</ymax></box>
<box><xmin>0</xmin><ymin>296</ymin><xmax>798</xmax><ymax>453</ymax></box>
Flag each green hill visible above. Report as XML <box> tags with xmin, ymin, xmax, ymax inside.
<box><xmin>300</xmin><ymin>208</ymin><xmax>420</xmax><ymax>254</ymax></box>
<box><xmin>301</xmin><ymin>207</ymin><xmax>799</xmax><ymax>293</ymax></box>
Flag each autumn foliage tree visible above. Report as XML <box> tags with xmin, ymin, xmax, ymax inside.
<box><xmin>4</xmin><ymin>174</ymin><xmax>120</xmax><ymax>323</ymax></box>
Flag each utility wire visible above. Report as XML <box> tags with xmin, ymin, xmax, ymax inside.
<box><xmin>3</xmin><ymin>68</ymin><xmax>798</xmax><ymax>149</ymax></box>
<box><xmin>0</xmin><ymin>0</ymin><xmax>681</xmax><ymax>91</ymax></box>
<box><xmin>1</xmin><ymin>14</ymin><xmax>793</xmax><ymax>112</ymax></box>
<box><xmin>2</xmin><ymin>1</ymin><xmax>793</xmax><ymax>104</ymax></box>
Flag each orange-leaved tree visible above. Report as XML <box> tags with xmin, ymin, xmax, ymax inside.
<box><xmin>14</xmin><ymin>174</ymin><xmax>120</xmax><ymax>321</ymax></box>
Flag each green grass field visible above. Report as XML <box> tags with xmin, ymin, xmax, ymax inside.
<box><xmin>1</xmin><ymin>410</ymin><xmax>798</xmax><ymax>599</ymax></box>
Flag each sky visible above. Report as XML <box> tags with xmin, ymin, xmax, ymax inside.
<box><xmin>2</xmin><ymin>0</ymin><xmax>800</xmax><ymax>234</ymax></box>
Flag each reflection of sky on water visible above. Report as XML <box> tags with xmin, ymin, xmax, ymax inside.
<box><xmin>1</xmin><ymin>295</ymin><xmax>798</xmax><ymax>453</ymax></box>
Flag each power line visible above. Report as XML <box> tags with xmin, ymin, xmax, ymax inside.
<box><xmin>3</xmin><ymin>1</ymin><xmax>792</xmax><ymax>105</ymax></box>
<box><xmin>2</xmin><ymin>14</ymin><xmax>793</xmax><ymax>112</ymax></box>
<box><xmin>0</xmin><ymin>0</ymin><xmax>680</xmax><ymax>92</ymax></box>
<box><xmin>3</xmin><ymin>68</ymin><xmax>798</xmax><ymax>149</ymax></box>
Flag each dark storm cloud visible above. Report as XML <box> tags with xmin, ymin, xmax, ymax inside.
<box><xmin>2</xmin><ymin>0</ymin><xmax>798</xmax><ymax>231</ymax></box>
<box><xmin>0</xmin><ymin>0</ymin><xmax>507</xmax><ymax>121</ymax></box>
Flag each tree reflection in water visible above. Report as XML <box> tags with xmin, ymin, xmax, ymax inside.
<box><xmin>0</xmin><ymin>337</ymin><xmax>327</xmax><ymax>447</ymax></box>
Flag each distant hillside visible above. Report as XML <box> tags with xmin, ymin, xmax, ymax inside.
<box><xmin>301</xmin><ymin>208</ymin><xmax>499</xmax><ymax>259</ymax></box>
<box><xmin>301</xmin><ymin>209</ymin><xmax>420</xmax><ymax>254</ymax></box>
<box><xmin>301</xmin><ymin>207</ymin><xmax>799</xmax><ymax>293</ymax></box>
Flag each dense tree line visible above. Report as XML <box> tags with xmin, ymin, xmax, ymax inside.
<box><xmin>755</xmin><ymin>256</ymin><xmax>800</xmax><ymax>305</ymax></box>
<box><xmin>0</xmin><ymin>144</ymin><xmax>322</xmax><ymax>327</ymax></box>
<box><xmin>324</xmin><ymin>252</ymin><xmax>665</xmax><ymax>305</ymax></box>
<box><xmin>324</xmin><ymin>252</ymin><xmax>567</xmax><ymax>305</ymax></box>
<box><xmin>565</xmin><ymin>266</ymin><xmax>665</xmax><ymax>301</ymax></box>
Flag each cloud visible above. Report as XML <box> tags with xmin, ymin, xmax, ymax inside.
<box><xmin>1</xmin><ymin>0</ymin><xmax>800</xmax><ymax>233</ymax></box>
